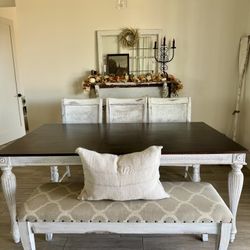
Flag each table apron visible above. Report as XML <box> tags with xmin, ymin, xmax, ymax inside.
<box><xmin>0</xmin><ymin>153</ymin><xmax>246</xmax><ymax>167</ymax></box>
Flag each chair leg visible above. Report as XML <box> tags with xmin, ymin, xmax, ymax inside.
<box><xmin>192</xmin><ymin>164</ymin><xmax>201</xmax><ymax>182</ymax></box>
<box><xmin>216</xmin><ymin>223</ymin><xmax>231</xmax><ymax>250</ymax></box>
<box><xmin>66</xmin><ymin>166</ymin><xmax>71</xmax><ymax>177</ymax></box>
<box><xmin>19</xmin><ymin>222</ymin><xmax>36</xmax><ymax>250</ymax></box>
<box><xmin>50</xmin><ymin>166</ymin><xmax>59</xmax><ymax>182</ymax></box>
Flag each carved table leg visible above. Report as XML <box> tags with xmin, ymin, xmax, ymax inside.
<box><xmin>0</xmin><ymin>158</ymin><xmax>20</xmax><ymax>243</ymax></box>
<box><xmin>228</xmin><ymin>163</ymin><xmax>244</xmax><ymax>243</ymax></box>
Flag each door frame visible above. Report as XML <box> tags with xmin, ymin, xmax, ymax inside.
<box><xmin>0</xmin><ymin>17</ymin><xmax>25</xmax><ymax>144</ymax></box>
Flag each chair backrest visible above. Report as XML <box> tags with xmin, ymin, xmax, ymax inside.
<box><xmin>62</xmin><ymin>98</ymin><xmax>103</xmax><ymax>124</ymax></box>
<box><xmin>106</xmin><ymin>97</ymin><xmax>147</xmax><ymax>123</ymax></box>
<box><xmin>148</xmin><ymin>97</ymin><xmax>191</xmax><ymax>122</ymax></box>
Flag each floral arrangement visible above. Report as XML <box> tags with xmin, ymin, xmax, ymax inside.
<box><xmin>83</xmin><ymin>72</ymin><xmax>183</xmax><ymax>95</ymax></box>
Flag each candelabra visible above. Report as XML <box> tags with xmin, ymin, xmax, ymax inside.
<box><xmin>153</xmin><ymin>37</ymin><xmax>176</xmax><ymax>97</ymax></box>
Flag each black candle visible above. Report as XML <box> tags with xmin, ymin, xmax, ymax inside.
<box><xmin>163</xmin><ymin>36</ymin><xmax>166</xmax><ymax>46</ymax></box>
<box><xmin>154</xmin><ymin>41</ymin><xmax>157</xmax><ymax>49</ymax></box>
<box><xmin>172</xmin><ymin>39</ymin><xmax>176</xmax><ymax>48</ymax></box>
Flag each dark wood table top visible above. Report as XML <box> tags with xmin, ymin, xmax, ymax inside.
<box><xmin>0</xmin><ymin>122</ymin><xmax>248</xmax><ymax>157</ymax></box>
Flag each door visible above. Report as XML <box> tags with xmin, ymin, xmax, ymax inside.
<box><xmin>0</xmin><ymin>17</ymin><xmax>25</xmax><ymax>145</ymax></box>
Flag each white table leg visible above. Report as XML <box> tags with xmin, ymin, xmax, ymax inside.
<box><xmin>228</xmin><ymin>163</ymin><xmax>244</xmax><ymax>243</ymax></box>
<box><xmin>0</xmin><ymin>159</ymin><xmax>20</xmax><ymax>243</ymax></box>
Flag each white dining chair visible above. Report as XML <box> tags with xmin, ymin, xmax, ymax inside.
<box><xmin>148</xmin><ymin>97</ymin><xmax>191</xmax><ymax>123</ymax></box>
<box><xmin>148</xmin><ymin>97</ymin><xmax>200</xmax><ymax>182</ymax></box>
<box><xmin>62</xmin><ymin>98</ymin><xmax>103</xmax><ymax>124</ymax></box>
<box><xmin>106</xmin><ymin>97</ymin><xmax>147</xmax><ymax>123</ymax></box>
<box><xmin>50</xmin><ymin>98</ymin><xmax>103</xmax><ymax>183</ymax></box>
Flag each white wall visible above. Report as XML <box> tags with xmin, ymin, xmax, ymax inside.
<box><xmin>0</xmin><ymin>7</ymin><xmax>16</xmax><ymax>20</ymax></box>
<box><xmin>2</xmin><ymin>0</ymin><xmax>250</xmax><ymax>135</ymax></box>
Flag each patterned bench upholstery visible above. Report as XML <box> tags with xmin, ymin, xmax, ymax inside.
<box><xmin>17</xmin><ymin>182</ymin><xmax>233</xmax><ymax>250</ymax></box>
<box><xmin>18</xmin><ymin>182</ymin><xmax>232</xmax><ymax>224</ymax></box>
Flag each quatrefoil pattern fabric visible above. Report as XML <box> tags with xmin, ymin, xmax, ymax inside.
<box><xmin>18</xmin><ymin>182</ymin><xmax>232</xmax><ymax>223</ymax></box>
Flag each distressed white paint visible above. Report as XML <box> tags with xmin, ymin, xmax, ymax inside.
<box><xmin>19</xmin><ymin>222</ymin><xmax>35</xmax><ymax>250</ymax></box>
<box><xmin>217</xmin><ymin>223</ymin><xmax>232</xmax><ymax>250</ymax></box>
<box><xmin>95</xmin><ymin>85</ymin><xmax>163</xmax><ymax>99</ymax></box>
<box><xmin>18</xmin><ymin>221</ymin><xmax>231</xmax><ymax>250</ymax></box>
<box><xmin>148</xmin><ymin>97</ymin><xmax>191</xmax><ymax>122</ymax></box>
<box><xmin>62</xmin><ymin>98</ymin><xmax>103</xmax><ymax>124</ymax></box>
<box><xmin>56</xmin><ymin>98</ymin><xmax>103</xmax><ymax>182</ymax></box>
<box><xmin>228</xmin><ymin>163</ymin><xmax>244</xmax><ymax>242</ymax></box>
<box><xmin>0</xmin><ymin>154</ymin><xmax>245</xmax><ymax>167</ymax></box>
<box><xmin>160</xmin><ymin>154</ymin><xmax>242</xmax><ymax>166</ymax></box>
<box><xmin>33</xmin><ymin>222</ymin><xmax>220</xmax><ymax>234</ymax></box>
<box><xmin>148</xmin><ymin>97</ymin><xmax>197</xmax><ymax>181</ymax></box>
<box><xmin>0</xmin><ymin>158</ymin><xmax>20</xmax><ymax>243</ymax></box>
<box><xmin>106</xmin><ymin>97</ymin><xmax>147</xmax><ymax>123</ymax></box>
<box><xmin>0</xmin><ymin>153</ymin><xmax>246</xmax><ymax>243</ymax></box>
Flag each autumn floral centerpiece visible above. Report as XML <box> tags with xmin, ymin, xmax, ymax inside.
<box><xmin>83</xmin><ymin>71</ymin><xmax>183</xmax><ymax>96</ymax></box>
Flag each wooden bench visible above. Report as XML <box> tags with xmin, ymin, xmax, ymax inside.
<box><xmin>17</xmin><ymin>182</ymin><xmax>232</xmax><ymax>250</ymax></box>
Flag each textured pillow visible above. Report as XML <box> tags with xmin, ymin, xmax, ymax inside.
<box><xmin>75</xmin><ymin>146</ymin><xmax>169</xmax><ymax>201</ymax></box>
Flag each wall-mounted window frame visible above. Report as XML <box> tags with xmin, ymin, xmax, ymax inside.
<box><xmin>97</xmin><ymin>29</ymin><xmax>162</xmax><ymax>75</ymax></box>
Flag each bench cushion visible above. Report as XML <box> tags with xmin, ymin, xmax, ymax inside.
<box><xmin>18</xmin><ymin>182</ymin><xmax>232</xmax><ymax>224</ymax></box>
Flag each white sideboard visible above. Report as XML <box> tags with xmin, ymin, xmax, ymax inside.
<box><xmin>94</xmin><ymin>85</ymin><xmax>164</xmax><ymax>98</ymax></box>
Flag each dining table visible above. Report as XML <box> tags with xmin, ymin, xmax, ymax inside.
<box><xmin>0</xmin><ymin>122</ymin><xmax>248</xmax><ymax>244</ymax></box>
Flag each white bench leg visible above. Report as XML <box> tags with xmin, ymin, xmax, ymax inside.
<box><xmin>216</xmin><ymin>223</ymin><xmax>231</xmax><ymax>250</ymax></box>
<box><xmin>50</xmin><ymin>166</ymin><xmax>59</xmax><ymax>182</ymax></box>
<box><xmin>201</xmin><ymin>233</ymin><xmax>208</xmax><ymax>241</ymax></box>
<box><xmin>184</xmin><ymin>165</ymin><xmax>200</xmax><ymax>182</ymax></box>
<box><xmin>45</xmin><ymin>233</ymin><xmax>53</xmax><ymax>241</ymax></box>
<box><xmin>192</xmin><ymin>164</ymin><xmax>201</xmax><ymax>182</ymax></box>
<box><xmin>19</xmin><ymin>222</ymin><xmax>36</xmax><ymax>250</ymax></box>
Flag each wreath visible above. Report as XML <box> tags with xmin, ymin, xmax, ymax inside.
<box><xmin>119</xmin><ymin>28</ymin><xmax>139</xmax><ymax>48</ymax></box>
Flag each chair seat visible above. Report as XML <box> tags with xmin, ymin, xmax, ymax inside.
<box><xmin>18</xmin><ymin>182</ymin><xmax>232</xmax><ymax>224</ymax></box>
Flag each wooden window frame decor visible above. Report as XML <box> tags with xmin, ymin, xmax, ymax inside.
<box><xmin>97</xmin><ymin>29</ymin><xmax>162</xmax><ymax>75</ymax></box>
<box><xmin>107</xmin><ymin>53</ymin><xmax>129</xmax><ymax>76</ymax></box>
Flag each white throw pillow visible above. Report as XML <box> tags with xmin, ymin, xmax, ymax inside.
<box><xmin>75</xmin><ymin>146</ymin><xmax>169</xmax><ymax>201</ymax></box>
